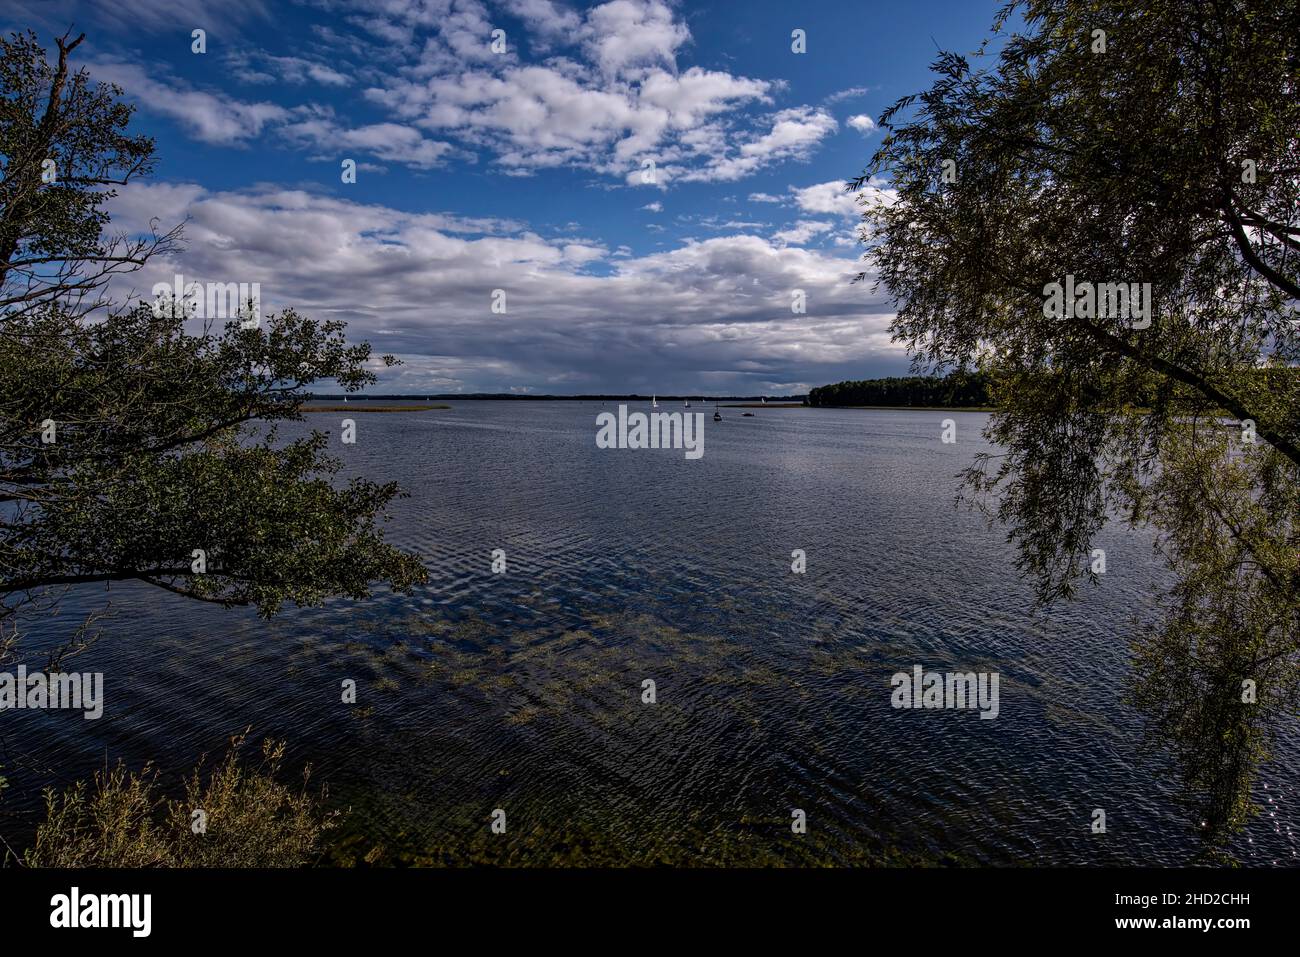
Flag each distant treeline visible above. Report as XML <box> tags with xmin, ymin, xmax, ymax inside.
<box><xmin>807</xmin><ymin>373</ymin><xmax>992</xmax><ymax>408</ymax></box>
<box><xmin>308</xmin><ymin>393</ymin><xmax>807</xmax><ymax>402</ymax></box>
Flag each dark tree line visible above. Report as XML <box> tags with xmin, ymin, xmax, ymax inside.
<box><xmin>807</xmin><ymin>373</ymin><xmax>992</xmax><ymax>408</ymax></box>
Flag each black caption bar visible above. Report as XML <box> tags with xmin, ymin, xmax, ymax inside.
<box><xmin>0</xmin><ymin>867</ymin><xmax>1282</xmax><ymax>944</ymax></box>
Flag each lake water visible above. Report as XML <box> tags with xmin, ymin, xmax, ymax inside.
<box><xmin>5</xmin><ymin>401</ymin><xmax>1297</xmax><ymax>865</ymax></box>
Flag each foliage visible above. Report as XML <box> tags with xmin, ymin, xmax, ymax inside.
<box><xmin>808</xmin><ymin>372</ymin><xmax>991</xmax><ymax>407</ymax></box>
<box><xmin>0</xmin><ymin>30</ymin><xmax>176</xmax><ymax>319</ymax></box>
<box><xmin>1</xmin><ymin>303</ymin><xmax>427</xmax><ymax>620</ymax></box>
<box><xmin>0</xmin><ymin>31</ymin><xmax>426</xmax><ymax>632</ymax></box>
<box><xmin>24</xmin><ymin>734</ymin><xmax>336</xmax><ymax>867</ymax></box>
<box><xmin>857</xmin><ymin>0</ymin><xmax>1299</xmax><ymax>843</ymax></box>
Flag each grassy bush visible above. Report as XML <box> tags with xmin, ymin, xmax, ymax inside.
<box><xmin>25</xmin><ymin>734</ymin><xmax>337</xmax><ymax>867</ymax></box>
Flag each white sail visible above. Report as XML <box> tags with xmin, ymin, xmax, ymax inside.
<box><xmin>652</xmin><ymin>394</ymin><xmax>658</xmax><ymax>408</ymax></box>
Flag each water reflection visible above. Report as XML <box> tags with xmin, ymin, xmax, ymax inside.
<box><xmin>3</xmin><ymin>402</ymin><xmax>1295</xmax><ymax>864</ymax></box>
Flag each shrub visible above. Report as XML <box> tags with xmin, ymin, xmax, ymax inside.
<box><xmin>25</xmin><ymin>734</ymin><xmax>337</xmax><ymax>867</ymax></box>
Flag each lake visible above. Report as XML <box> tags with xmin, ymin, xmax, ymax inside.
<box><xmin>5</xmin><ymin>401</ymin><xmax>1296</xmax><ymax>865</ymax></box>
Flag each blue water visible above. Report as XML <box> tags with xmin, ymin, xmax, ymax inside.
<box><xmin>4</xmin><ymin>401</ymin><xmax>1296</xmax><ymax>864</ymax></box>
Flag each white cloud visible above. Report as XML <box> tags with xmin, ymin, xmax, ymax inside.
<box><xmin>562</xmin><ymin>242</ymin><xmax>608</xmax><ymax>263</ymax></box>
<box><xmin>226</xmin><ymin>52</ymin><xmax>351</xmax><ymax>87</ymax></box>
<box><xmin>513</xmin><ymin>0</ymin><xmax>584</xmax><ymax>40</ymax></box>
<box><xmin>825</xmin><ymin>86</ymin><xmax>868</xmax><ymax>104</ymax></box>
<box><xmin>771</xmin><ymin>220</ymin><xmax>832</xmax><ymax>246</ymax></box>
<box><xmin>282</xmin><ymin>114</ymin><xmax>454</xmax><ymax>169</ymax></box>
<box><xmin>787</xmin><ymin>178</ymin><xmax>895</xmax><ymax>245</ymax></box>
<box><xmin>581</xmin><ymin>0</ymin><xmax>690</xmax><ymax>77</ymax></box>
<box><xmin>94</xmin><ymin>60</ymin><xmax>453</xmax><ymax>169</ymax></box>
<box><xmin>692</xmin><ymin>107</ymin><xmax>837</xmax><ymax>182</ymax></box>
<box><xmin>86</xmin><ymin>0</ymin><xmax>839</xmax><ymax>186</ymax></box>
<box><xmin>847</xmin><ymin>113</ymin><xmax>877</xmax><ymax>135</ymax></box>
<box><xmin>108</xmin><ymin>182</ymin><xmax>900</xmax><ymax>392</ymax></box>
<box><xmin>26</xmin><ymin>0</ymin><xmax>268</xmax><ymax>31</ymax></box>
<box><xmin>372</xmin><ymin>63</ymin><xmax>774</xmax><ymax>179</ymax></box>
<box><xmin>792</xmin><ymin>180</ymin><xmax>859</xmax><ymax>218</ymax></box>
<box><xmin>346</xmin><ymin>0</ymin><xmax>838</xmax><ymax>184</ymax></box>
<box><xmin>90</xmin><ymin>61</ymin><xmax>287</xmax><ymax>146</ymax></box>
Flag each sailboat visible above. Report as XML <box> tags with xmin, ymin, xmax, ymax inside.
<box><xmin>651</xmin><ymin>395</ymin><xmax>658</xmax><ymax>409</ymax></box>
<box><xmin>761</xmin><ymin>396</ymin><xmax>767</xmax><ymax>405</ymax></box>
<box><xmin>713</xmin><ymin>403</ymin><xmax>722</xmax><ymax>422</ymax></box>
<box><xmin>683</xmin><ymin>398</ymin><xmax>690</xmax><ymax>408</ymax></box>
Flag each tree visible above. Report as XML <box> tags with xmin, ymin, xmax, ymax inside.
<box><xmin>0</xmin><ymin>31</ymin><xmax>426</xmax><ymax>651</ymax></box>
<box><xmin>0</xmin><ymin>30</ymin><xmax>178</xmax><ymax>319</ymax></box>
<box><xmin>807</xmin><ymin>372</ymin><xmax>991</xmax><ymax>407</ymax></box>
<box><xmin>856</xmin><ymin>0</ymin><xmax>1298</xmax><ymax>848</ymax></box>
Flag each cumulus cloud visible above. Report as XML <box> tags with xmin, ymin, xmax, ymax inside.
<box><xmin>78</xmin><ymin>0</ymin><xmax>841</xmax><ymax>186</ymax></box>
<box><xmin>771</xmin><ymin>220</ymin><xmax>833</xmax><ymax>246</ymax></box>
<box><xmin>91</xmin><ymin>61</ymin><xmax>453</xmax><ymax>169</ymax></box>
<box><xmin>846</xmin><ymin>113</ymin><xmax>877</xmax><ymax>135</ymax></box>
<box><xmin>688</xmin><ymin>107</ymin><xmax>838</xmax><ymax>182</ymax></box>
<box><xmin>372</xmin><ymin>63</ymin><xmax>774</xmax><ymax>179</ymax></box>
<box><xmin>791</xmin><ymin>177</ymin><xmax>895</xmax><ymax>218</ymax></box>
<box><xmin>64</xmin><ymin>0</ymin><xmax>905</xmax><ymax>393</ymax></box>
<box><xmin>792</xmin><ymin>180</ymin><xmax>860</xmax><ymax>218</ymax></box>
<box><xmin>281</xmin><ymin>113</ymin><xmax>455</xmax><ymax>169</ymax></box>
<box><xmin>581</xmin><ymin>0</ymin><xmax>689</xmax><ymax>77</ymax></box>
<box><xmin>341</xmin><ymin>0</ymin><xmax>834</xmax><ymax>183</ymax></box>
<box><xmin>107</xmin><ymin>182</ymin><xmax>901</xmax><ymax>393</ymax></box>
<box><xmin>779</xmin><ymin>178</ymin><xmax>897</xmax><ymax>248</ymax></box>
<box><xmin>513</xmin><ymin>0</ymin><xmax>584</xmax><ymax>41</ymax></box>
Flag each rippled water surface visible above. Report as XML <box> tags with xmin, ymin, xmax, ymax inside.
<box><xmin>6</xmin><ymin>402</ymin><xmax>1297</xmax><ymax>865</ymax></box>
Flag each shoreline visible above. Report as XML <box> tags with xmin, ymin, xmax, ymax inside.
<box><xmin>721</xmin><ymin>403</ymin><xmax>998</xmax><ymax>411</ymax></box>
<box><xmin>300</xmin><ymin>404</ymin><xmax>451</xmax><ymax>413</ymax></box>
<box><xmin>814</xmin><ymin>404</ymin><xmax>998</xmax><ymax>412</ymax></box>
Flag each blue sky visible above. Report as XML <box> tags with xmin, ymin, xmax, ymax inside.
<box><xmin>12</xmin><ymin>0</ymin><xmax>1005</xmax><ymax>394</ymax></box>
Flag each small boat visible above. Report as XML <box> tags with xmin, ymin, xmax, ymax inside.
<box><xmin>683</xmin><ymin>399</ymin><xmax>690</xmax><ymax>408</ymax></box>
<box><xmin>742</xmin><ymin>412</ymin><xmax>755</xmax><ymax>417</ymax></box>
<box><xmin>651</xmin><ymin>394</ymin><xmax>658</xmax><ymax>409</ymax></box>
<box><xmin>761</xmin><ymin>396</ymin><xmax>767</xmax><ymax>405</ymax></box>
<box><xmin>713</xmin><ymin>404</ymin><xmax>722</xmax><ymax>422</ymax></box>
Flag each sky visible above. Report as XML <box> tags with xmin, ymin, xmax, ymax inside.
<box><xmin>9</xmin><ymin>0</ymin><xmax>1005</xmax><ymax>395</ymax></box>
